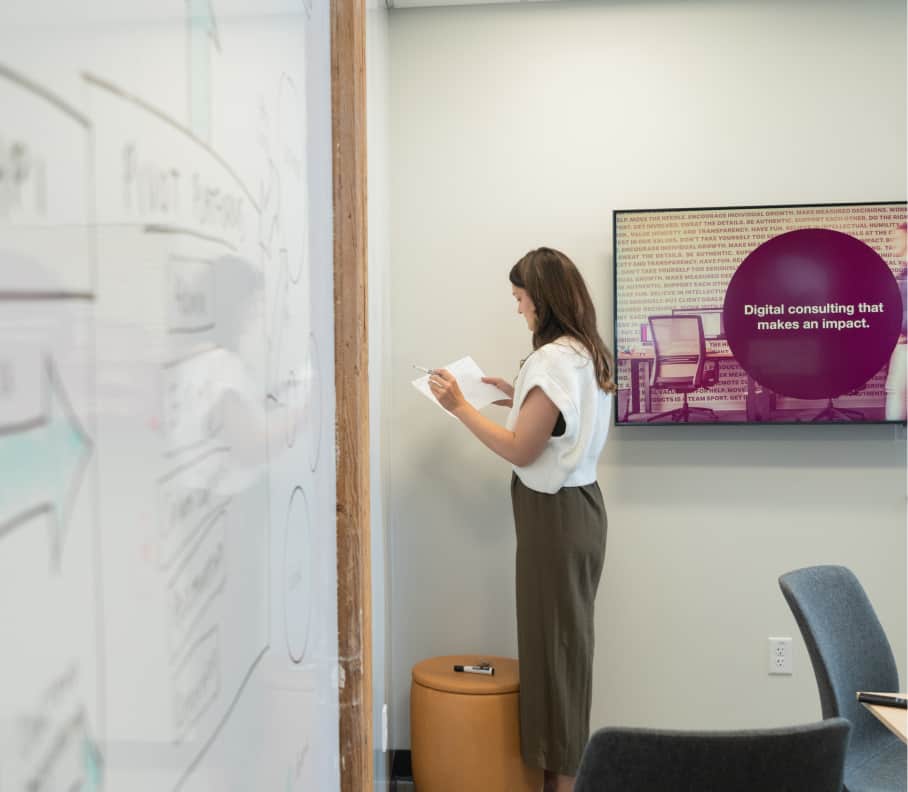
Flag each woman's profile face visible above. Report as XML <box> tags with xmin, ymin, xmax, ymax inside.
<box><xmin>512</xmin><ymin>285</ymin><xmax>537</xmax><ymax>331</ymax></box>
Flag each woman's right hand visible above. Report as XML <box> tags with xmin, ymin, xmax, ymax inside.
<box><xmin>482</xmin><ymin>376</ymin><xmax>514</xmax><ymax>407</ymax></box>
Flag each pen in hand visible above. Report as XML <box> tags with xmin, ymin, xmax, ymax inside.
<box><xmin>413</xmin><ymin>365</ymin><xmax>434</xmax><ymax>375</ymax></box>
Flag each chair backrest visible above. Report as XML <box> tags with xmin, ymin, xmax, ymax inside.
<box><xmin>779</xmin><ymin>565</ymin><xmax>900</xmax><ymax>756</ymax></box>
<box><xmin>648</xmin><ymin>315</ymin><xmax>705</xmax><ymax>389</ymax></box>
<box><xmin>575</xmin><ymin>718</ymin><xmax>850</xmax><ymax>792</ymax></box>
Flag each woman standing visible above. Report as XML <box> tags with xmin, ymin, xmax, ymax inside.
<box><xmin>428</xmin><ymin>247</ymin><xmax>614</xmax><ymax>792</ymax></box>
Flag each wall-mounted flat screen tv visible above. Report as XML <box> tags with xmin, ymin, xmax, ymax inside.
<box><xmin>613</xmin><ymin>201</ymin><xmax>907</xmax><ymax>425</ymax></box>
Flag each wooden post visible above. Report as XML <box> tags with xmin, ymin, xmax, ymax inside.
<box><xmin>331</xmin><ymin>0</ymin><xmax>372</xmax><ymax>789</ymax></box>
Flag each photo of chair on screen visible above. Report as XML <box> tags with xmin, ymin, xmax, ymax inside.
<box><xmin>646</xmin><ymin>314</ymin><xmax>720</xmax><ymax>423</ymax></box>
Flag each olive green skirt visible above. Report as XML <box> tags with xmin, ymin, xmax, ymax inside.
<box><xmin>510</xmin><ymin>472</ymin><xmax>607</xmax><ymax>777</ymax></box>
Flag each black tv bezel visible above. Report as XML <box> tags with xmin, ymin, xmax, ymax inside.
<box><xmin>611</xmin><ymin>199</ymin><xmax>908</xmax><ymax>428</ymax></box>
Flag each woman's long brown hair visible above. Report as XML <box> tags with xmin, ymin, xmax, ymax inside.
<box><xmin>510</xmin><ymin>247</ymin><xmax>616</xmax><ymax>393</ymax></box>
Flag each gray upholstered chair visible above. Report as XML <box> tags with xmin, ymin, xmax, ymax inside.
<box><xmin>574</xmin><ymin>718</ymin><xmax>850</xmax><ymax>792</ymax></box>
<box><xmin>779</xmin><ymin>565</ymin><xmax>906</xmax><ymax>792</ymax></box>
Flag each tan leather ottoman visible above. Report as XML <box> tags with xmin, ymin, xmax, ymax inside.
<box><xmin>410</xmin><ymin>655</ymin><xmax>542</xmax><ymax>792</ymax></box>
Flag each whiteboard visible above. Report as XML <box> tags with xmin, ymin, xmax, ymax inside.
<box><xmin>0</xmin><ymin>1</ymin><xmax>338</xmax><ymax>790</ymax></box>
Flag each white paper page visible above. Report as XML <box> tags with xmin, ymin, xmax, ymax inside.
<box><xmin>411</xmin><ymin>356</ymin><xmax>508</xmax><ymax>415</ymax></box>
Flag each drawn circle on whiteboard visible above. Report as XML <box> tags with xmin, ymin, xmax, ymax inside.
<box><xmin>284</xmin><ymin>486</ymin><xmax>312</xmax><ymax>664</ymax></box>
<box><xmin>306</xmin><ymin>333</ymin><xmax>322</xmax><ymax>472</ymax></box>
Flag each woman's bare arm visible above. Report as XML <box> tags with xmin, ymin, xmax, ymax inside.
<box><xmin>430</xmin><ymin>368</ymin><xmax>558</xmax><ymax>466</ymax></box>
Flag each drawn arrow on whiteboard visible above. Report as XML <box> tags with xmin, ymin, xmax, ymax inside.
<box><xmin>0</xmin><ymin>359</ymin><xmax>92</xmax><ymax>569</ymax></box>
<box><xmin>187</xmin><ymin>0</ymin><xmax>221</xmax><ymax>142</ymax></box>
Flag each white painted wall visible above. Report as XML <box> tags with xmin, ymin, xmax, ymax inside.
<box><xmin>367</xmin><ymin>0</ymin><xmax>393</xmax><ymax>785</ymax></box>
<box><xmin>387</xmin><ymin>0</ymin><xmax>907</xmax><ymax>747</ymax></box>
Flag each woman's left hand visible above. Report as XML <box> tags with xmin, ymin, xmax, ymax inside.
<box><xmin>428</xmin><ymin>369</ymin><xmax>466</xmax><ymax>413</ymax></box>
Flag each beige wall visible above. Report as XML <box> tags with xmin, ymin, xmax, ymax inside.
<box><xmin>386</xmin><ymin>0</ymin><xmax>907</xmax><ymax>747</ymax></box>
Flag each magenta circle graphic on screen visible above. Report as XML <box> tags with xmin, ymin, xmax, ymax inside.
<box><xmin>723</xmin><ymin>229</ymin><xmax>902</xmax><ymax>400</ymax></box>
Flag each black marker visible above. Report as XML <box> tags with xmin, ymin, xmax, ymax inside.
<box><xmin>453</xmin><ymin>664</ymin><xmax>494</xmax><ymax>675</ymax></box>
<box><xmin>857</xmin><ymin>692</ymin><xmax>907</xmax><ymax>709</ymax></box>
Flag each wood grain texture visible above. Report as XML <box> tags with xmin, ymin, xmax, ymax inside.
<box><xmin>332</xmin><ymin>0</ymin><xmax>372</xmax><ymax>789</ymax></box>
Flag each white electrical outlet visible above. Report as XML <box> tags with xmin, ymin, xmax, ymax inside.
<box><xmin>768</xmin><ymin>637</ymin><xmax>793</xmax><ymax>675</ymax></box>
<box><xmin>381</xmin><ymin>703</ymin><xmax>389</xmax><ymax>753</ymax></box>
